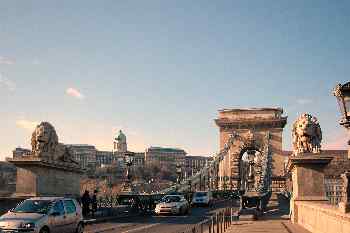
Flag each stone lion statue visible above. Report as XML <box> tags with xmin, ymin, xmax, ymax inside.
<box><xmin>31</xmin><ymin>122</ymin><xmax>76</xmax><ymax>163</ymax></box>
<box><xmin>292</xmin><ymin>113</ymin><xmax>322</xmax><ymax>155</ymax></box>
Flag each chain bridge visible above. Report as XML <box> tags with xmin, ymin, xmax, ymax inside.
<box><xmin>159</xmin><ymin>108</ymin><xmax>288</xmax><ymax>196</ymax></box>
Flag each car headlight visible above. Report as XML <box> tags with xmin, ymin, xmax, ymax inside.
<box><xmin>20</xmin><ymin>222</ymin><xmax>35</xmax><ymax>228</ymax></box>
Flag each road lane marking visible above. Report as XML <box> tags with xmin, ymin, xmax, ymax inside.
<box><xmin>120</xmin><ymin>223</ymin><xmax>161</xmax><ymax>233</ymax></box>
<box><xmin>85</xmin><ymin>223</ymin><xmax>136</xmax><ymax>233</ymax></box>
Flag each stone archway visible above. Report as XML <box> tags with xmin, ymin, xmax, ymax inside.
<box><xmin>215</xmin><ymin>108</ymin><xmax>287</xmax><ymax>192</ymax></box>
<box><xmin>222</xmin><ymin>130</ymin><xmax>270</xmax><ymax>193</ymax></box>
<box><xmin>240</xmin><ymin>148</ymin><xmax>262</xmax><ymax>192</ymax></box>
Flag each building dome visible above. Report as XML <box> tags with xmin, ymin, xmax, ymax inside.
<box><xmin>114</xmin><ymin>130</ymin><xmax>127</xmax><ymax>153</ymax></box>
<box><xmin>115</xmin><ymin>130</ymin><xmax>126</xmax><ymax>142</ymax></box>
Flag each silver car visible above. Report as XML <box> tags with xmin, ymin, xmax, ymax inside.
<box><xmin>191</xmin><ymin>191</ymin><xmax>213</xmax><ymax>207</ymax></box>
<box><xmin>0</xmin><ymin>197</ymin><xmax>84</xmax><ymax>233</ymax></box>
<box><xmin>155</xmin><ymin>195</ymin><xmax>190</xmax><ymax>215</ymax></box>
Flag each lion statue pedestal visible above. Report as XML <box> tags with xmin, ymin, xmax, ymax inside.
<box><xmin>7</xmin><ymin>122</ymin><xmax>84</xmax><ymax>198</ymax></box>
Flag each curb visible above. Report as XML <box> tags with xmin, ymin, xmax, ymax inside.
<box><xmin>85</xmin><ymin>226</ymin><xmax>117</xmax><ymax>233</ymax></box>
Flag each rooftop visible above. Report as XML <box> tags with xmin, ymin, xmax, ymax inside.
<box><xmin>147</xmin><ymin>146</ymin><xmax>186</xmax><ymax>153</ymax></box>
<box><xmin>66</xmin><ymin>144</ymin><xmax>96</xmax><ymax>149</ymax></box>
<box><xmin>218</xmin><ymin>107</ymin><xmax>283</xmax><ymax>113</ymax></box>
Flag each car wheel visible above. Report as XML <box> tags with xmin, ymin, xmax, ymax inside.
<box><xmin>39</xmin><ymin>227</ymin><xmax>49</xmax><ymax>233</ymax></box>
<box><xmin>76</xmin><ymin>222</ymin><xmax>84</xmax><ymax>233</ymax></box>
<box><xmin>177</xmin><ymin>207</ymin><xmax>183</xmax><ymax>215</ymax></box>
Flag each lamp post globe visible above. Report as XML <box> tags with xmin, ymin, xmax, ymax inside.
<box><xmin>333</xmin><ymin>82</ymin><xmax>350</xmax><ymax>159</ymax></box>
<box><xmin>333</xmin><ymin>82</ymin><xmax>350</xmax><ymax>128</ymax></box>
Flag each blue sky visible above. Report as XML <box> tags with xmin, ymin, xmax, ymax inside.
<box><xmin>1</xmin><ymin>1</ymin><xmax>349</xmax><ymax>160</ymax></box>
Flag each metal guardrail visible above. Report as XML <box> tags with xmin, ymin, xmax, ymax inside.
<box><xmin>97</xmin><ymin>196</ymin><xmax>120</xmax><ymax>208</ymax></box>
<box><xmin>174</xmin><ymin>207</ymin><xmax>237</xmax><ymax>233</ymax></box>
<box><xmin>95</xmin><ymin>194</ymin><xmax>165</xmax><ymax>212</ymax></box>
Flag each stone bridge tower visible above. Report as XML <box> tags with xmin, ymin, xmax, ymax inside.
<box><xmin>214</xmin><ymin>108</ymin><xmax>287</xmax><ymax>190</ymax></box>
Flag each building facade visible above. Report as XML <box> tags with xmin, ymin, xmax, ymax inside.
<box><xmin>95</xmin><ymin>150</ymin><xmax>114</xmax><ymax>167</ymax></box>
<box><xmin>145</xmin><ymin>146</ymin><xmax>186</xmax><ymax>168</ymax></box>
<box><xmin>185</xmin><ymin>156</ymin><xmax>213</xmax><ymax>178</ymax></box>
<box><xmin>12</xmin><ymin>147</ymin><xmax>31</xmax><ymax>158</ymax></box>
<box><xmin>67</xmin><ymin>144</ymin><xmax>97</xmax><ymax>170</ymax></box>
<box><xmin>133</xmin><ymin>152</ymin><xmax>145</xmax><ymax>167</ymax></box>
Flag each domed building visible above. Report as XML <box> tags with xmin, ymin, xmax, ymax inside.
<box><xmin>114</xmin><ymin>130</ymin><xmax>127</xmax><ymax>153</ymax></box>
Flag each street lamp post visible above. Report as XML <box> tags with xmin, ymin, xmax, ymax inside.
<box><xmin>148</xmin><ymin>178</ymin><xmax>154</xmax><ymax>194</ymax></box>
<box><xmin>176</xmin><ymin>163</ymin><xmax>182</xmax><ymax>184</ymax></box>
<box><xmin>125</xmin><ymin>155</ymin><xmax>133</xmax><ymax>181</ymax></box>
<box><xmin>123</xmin><ymin>152</ymin><xmax>134</xmax><ymax>193</ymax></box>
<box><xmin>333</xmin><ymin>82</ymin><xmax>350</xmax><ymax>158</ymax></box>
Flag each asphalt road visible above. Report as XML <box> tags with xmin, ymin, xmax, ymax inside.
<box><xmin>85</xmin><ymin>200</ymin><xmax>238</xmax><ymax>233</ymax></box>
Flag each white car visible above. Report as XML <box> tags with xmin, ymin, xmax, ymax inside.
<box><xmin>155</xmin><ymin>195</ymin><xmax>190</xmax><ymax>215</ymax></box>
<box><xmin>0</xmin><ymin>197</ymin><xmax>84</xmax><ymax>233</ymax></box>
<box><xmin>192</xmin><ymin>191</ymin><xmax>213</xmax><ymax>207</ymax></box>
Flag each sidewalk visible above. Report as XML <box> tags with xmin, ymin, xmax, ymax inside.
<box><xmin>227</xmin><ymin>220</ymin><xmax>311</xmax><ymax>233</ymax></box>
<box><xmin>226</xmin><ymin>207</ymin><xmax>311</xmax><ymax>233</ymax></box>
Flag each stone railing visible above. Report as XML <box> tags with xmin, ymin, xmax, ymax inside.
<box><xmin>324</xmin><ymin>177</ymin><xmax>343</xmax><ymax>205</ymax></box>
<box><xmin>271</xmin><ymin>178</ymin><xmax>286</xmax><ymax>193</ymax></box>
<box><xmin>289</xmin><ymin>155</ymin><xmax>350</xmax><ymax>233</ymax></box>
<box><xmin>338</xmin><ymin>171</ymin><xmax>350</xmax><ymax>213</ymax></box>
<box><xmin>294</xmin><ymin>201</ymin><xmax>350</xmax><ymax>233</ymax></box>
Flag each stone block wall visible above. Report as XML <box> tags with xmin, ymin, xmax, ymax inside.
<box><xmin>295</xmin><ymin>201</ymin><xmax>350</xmax><ymax>233</ymax></box>
<box><xmin>14</xmin><ymin>163</ymin><xmax>82</xmax><ymax>197</ymax></box>
<box><xmin>323</xmin><ymin>150</ymin><xmax>350</xmax><ymax>177</ymax></box>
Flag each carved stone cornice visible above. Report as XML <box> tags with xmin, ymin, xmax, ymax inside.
<box><xmin>7</xmin><ymin>157</ymin><xmax>85</xmax><ymax>173</ymax></box>
<box><xmin>215</xmin><ymin>117</ymin><xmax>287</xmax><ymax>129</ymax></box>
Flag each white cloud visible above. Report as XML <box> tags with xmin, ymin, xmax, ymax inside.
<box><xmin>16</xmin><ymin>119</ymin><xmax>38</xmax><ymax>131</ymax></box>
<box><xmin>66</xmin><ymin>87</ymin><xmax>85</xmax><ymax>99</ymax></box>
<box><xmin>296</xmin><ymin>98</ymin><xmax>313</xmax><ymax>105</ymax></box>
<box><xmin>0</xmin><ymin>56</ymin><xmax>15</xmax><ymax>65</ymax></box>
<box><xmin>0</xmin><ymin>73</ymin><xmax>16</xmax><ymax>91</ymax></box>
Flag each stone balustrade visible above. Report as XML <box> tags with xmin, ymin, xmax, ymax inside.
<box><xmin>289</xmin><ymin>153</ymin><xmax>350</xmax><ymax>233</ymax></box>
<box><xmin>339</xmin><ymin>171</ymin><xmax>350</xmax><ymax>213</ymax></box>
<box><xmin>295</xmin><ymin>201</ymin><xmax>350</xmax><ymax>233</ymax></box>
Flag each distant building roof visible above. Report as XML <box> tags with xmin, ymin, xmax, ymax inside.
<box><xmin>147</xmin><ymin>146</ymin><xmax>186</xmax><ymax>154</ymax></box>
<box><xmin>185</xmin><ymin>155</ymin><xmax>212</xmax><ymax>160</ymax></box>
<box><xmin>218</xmin><ymin>107</ymin><xmax>283</xmax><ymax>113</ymax></box>
<box><xmin>66</xmin><ymin>144</ymin><xmax>96</xmax><ymax>149</ymax></box>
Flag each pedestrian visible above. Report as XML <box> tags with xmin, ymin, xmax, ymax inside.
<box><xmin>91</xmin><ymin>190</ymin><xmax>98</xmax><ymax>217</ymax></box>
<box><xmin>81</xmin><ymin>190</ymin><xmax>91</xmax><ymax>218</ymax></box>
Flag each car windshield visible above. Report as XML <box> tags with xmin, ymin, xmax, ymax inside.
<box><xmin>12</xmin><ymin>200</ymin><xmax>53</xmax><ymax>214</ymax></box>
<box><xmin>194</xmin><ymin>192</ymin><xmax>207</xmax><ymax>197</ymax></box>
<box><xmin>161</xmin><ymin>196</ymin><xmax>181</xmax><ymax>203</ymax></box>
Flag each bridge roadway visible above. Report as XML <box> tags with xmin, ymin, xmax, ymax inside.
<box><xmin>85</xmin><ymin>200</ymin><xmax>238</xmax><ymax>233</ymax></box>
